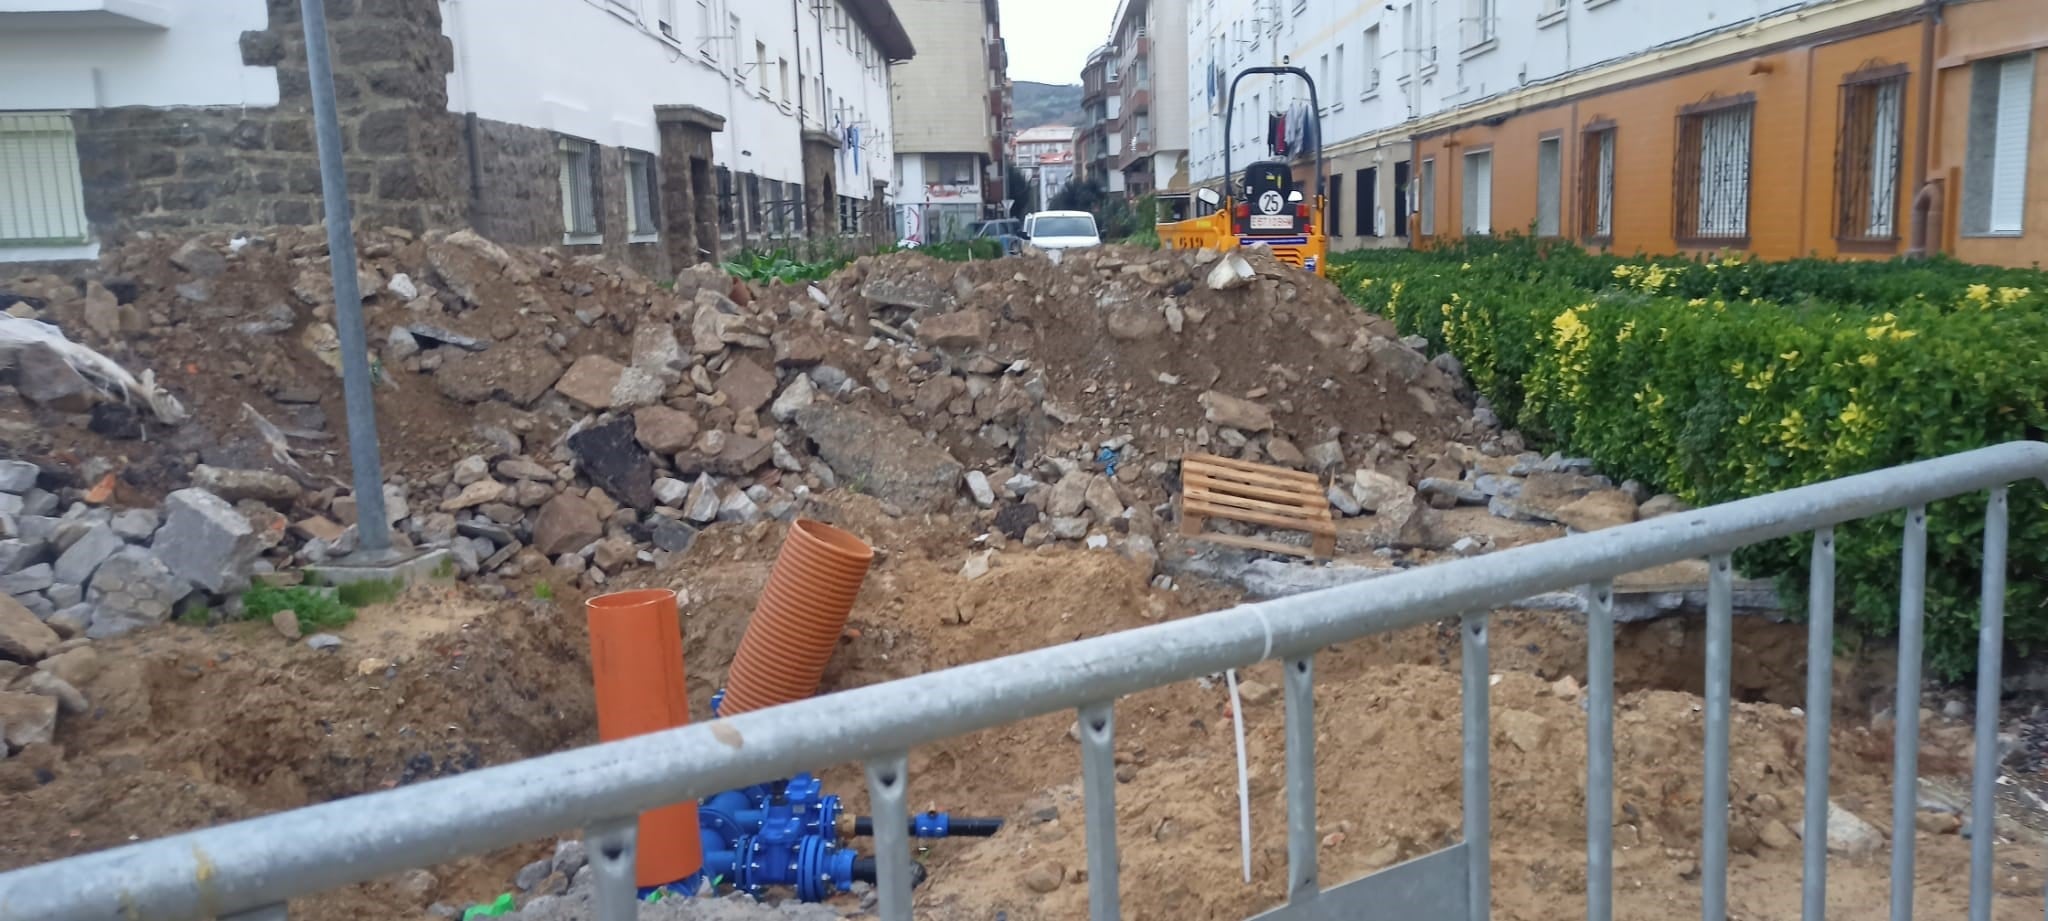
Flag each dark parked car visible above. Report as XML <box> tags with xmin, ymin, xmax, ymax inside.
<box><xmin>969</xmin><ymin>219</ymin><xmax>1024</xmax><ymax>254</ymax></box>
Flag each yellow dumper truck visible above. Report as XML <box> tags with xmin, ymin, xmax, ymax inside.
<box><xmin>1159</xmin><ymin>65</ymin><xmax>1329</xmax><ymax>276</ymax></box>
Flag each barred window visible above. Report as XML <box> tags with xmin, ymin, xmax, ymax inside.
<box><xmin>1674</xmin><ymin>95</ymin><xmax>1754</xmax><ymax>243</ymax></box>
<box><xmin>1835</xmin><ymin>67</ymin><xmax>1906</xmax><ymax>242</ymax></box>
<box><xmin>556</xmin><ymin>136</ymin><xmax>600</xmax><ymax>243</ymax></box>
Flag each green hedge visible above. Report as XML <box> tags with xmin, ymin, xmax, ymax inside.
<box><xmin>1329</xmin><ymin>239</ymin><xmax>2048</xmax><ymax>677</ymax></box>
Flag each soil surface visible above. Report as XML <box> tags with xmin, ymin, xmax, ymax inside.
<box><xmin>6</xmin><ymin>240</ymin><xmax>2042</xmax><ymax>921</ymax></box>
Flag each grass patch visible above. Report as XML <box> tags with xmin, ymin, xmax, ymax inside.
<box><xmin>241</xmin><ymin>584</ymin><xmax>359</xmax><ymax>631</ymax></box>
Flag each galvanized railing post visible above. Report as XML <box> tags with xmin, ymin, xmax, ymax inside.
<box><xmin>1462</xmin><ymin>612</ymin><xmax>1491</xmax><ymax>921</ymax></box>
<box><xmin>1079</xmin><ymin>701</ymin><xmax>1121</xmax><ymax>921</ymax></box>
<box><xmin>1704</xmin><ymin>553</ymin><xmax>1734</xmax><ymax>921</ymax></box>
<box><xmin>585</xmin><ymin>816</ymin><xmax>638</xmax><ymax>921</ymax></box>
<box><xmin>297</xmin><ymin>0</ymin><xmax>392</xmax><ymax>553</ymax></box>
<box><xmin>1586</xmin><ymin>582</ymin><xmax>1615</xmax><ymax>921</ymax></box>
<box><xmin>1969</xmin><ymin>490</ymin><xmax>2008</xmax><ymax>921</ymax></box>
<box><xmin>1285</xmin><ymin>655</ymin><xmax>1319</xmax><ymax>904</ymax></box>
<box><xmin>1892</xmin><ymin>506</ymin><xmax>1928</xmax><ymax>921</ymax></box>
<box><xmin>866</xmin><ymin>753</ymin><xmax>914</xmax><ymax>921</ymax></box>
<box><xmin>1803</xmin><ymin>527</ymin><xmax>1837</xmax><ymax>921</ymax></box>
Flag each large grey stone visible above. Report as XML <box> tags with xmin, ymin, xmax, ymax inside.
<box><xmin>0</xmin><ymin>539</ymin><xmax>47</xmax><ymax>574</ymax></box>
<box><xmin>794</xmin><ymin>403</ymin><xmax>964</xmax><ymax>511</ymax></box>
<box><xmin>16</xmin><ymin>343</ymin><xmax>96</xmax><ymax>412</ymax></box>
<box><xmin>0</xmin><ymin>460</ymin><xmax>37</xmax><ymax>494</ymax></box>
<box><xmin>87</xmin><ymin>546</ymin><xmax>189</xmax><ymax>638</ymax></box>
<box><xmin>52</xmin><ymin>523</ymin><xmax>122</xmax><ymax>585</ymax></box>
<box><xmin>45</xmin><ymin>604</ymin><xmax>93</xmax><ymax>639</ymax></box>
<box><xmin>770</xmin><ymin>373</ymin><xmax>817</xmax><ymax>423</ymax></box>
<box><xmin>111</xmin><ymin>509</ymin><xmax>162</xmax><ymax>542</ymax></box>
<box><xmin>17</xmin><ymin>489</ymin><xmax>57</xmax><ymax>517</ymax></box>
<box><xmin>682</xmin><ymin>475</ymin><xmax>721</xmax><ymax>523</ymax></box>
<box><xmin>0</xmin><ymin>563</ymin><xmax>53</xmax><ymax>596</ymax></box>
<box><xmin>152</xmin><ymin>488</ymin><xmax>263</xmax><ymax>594</ymax></box>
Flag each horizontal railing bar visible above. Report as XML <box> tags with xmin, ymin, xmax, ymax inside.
<box><xmin>3</xmin><ymin>442</ymin><xmax>2045</xmax><ymax>921</ymax></box>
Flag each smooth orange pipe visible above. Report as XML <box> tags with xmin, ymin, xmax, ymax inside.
<box><xmin>721</xmin><ymin>519</ymin><xmax>874</xmax><ymax>716</ymax></box>
<box><xmin>586</xmin><ymin>588</ymin><xmax>703</xmax><ymax>887</ymax></box>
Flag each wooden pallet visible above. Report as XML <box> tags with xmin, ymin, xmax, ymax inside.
<box><xmin>1178</xmin><ymin>453</ymin><xmax>1337</xmax><ymax>559</ymax></box>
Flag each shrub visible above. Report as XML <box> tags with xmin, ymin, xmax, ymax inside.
<box><xmin>1329</xmin><ymin>239</ymin><xmax>2048</xmax><ymax>678</ymax></box>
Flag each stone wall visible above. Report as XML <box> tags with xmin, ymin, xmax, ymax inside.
<box><xmin>68</xmin><ymin>0</ymin><xmax>464</xmax><ymax>241</ymax></box>
<box><xmin>800</xmin><ymin>132</ymin><xmax>840</xmax><ymax>245</ymax></box>
<box><xmin>466</xmin><ymin>118</ymin><xmax>562</xmax><ymax>253</ymax></box>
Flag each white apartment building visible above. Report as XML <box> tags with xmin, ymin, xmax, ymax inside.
<box><xmin>1187</xmin><ymin>0</ymin><xmax>1862</xmax><ymax>250</ymax></box>
<box><xmin>0</xmin><ymin>0</ymin><xmax>912</xmax><ymax>272</ymax></box>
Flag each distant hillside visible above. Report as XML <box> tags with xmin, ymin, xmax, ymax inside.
<box><xmin>1013</xmin><ymin>81</ymin><xmax>1084</xmax><ymax>132</ymax></box>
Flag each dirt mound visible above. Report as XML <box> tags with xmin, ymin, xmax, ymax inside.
<box><xmin>823</xmin><ymin>245</ymin><xmax>1480</xmax><ymax>473</ymax></box>
<box><xmin>0</xmin><ymin>584</ymin><xmax>595</xmax><ymax>919</ymax></box>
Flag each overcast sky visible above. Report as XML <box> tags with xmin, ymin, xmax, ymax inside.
<box><xmin>998</xmin><ymin>0</ymin><xmax>1117</xmax><ymax>85</ymax></box>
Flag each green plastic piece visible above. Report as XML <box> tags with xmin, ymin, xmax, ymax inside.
<box><xmin>462</xmin><ymin>892</ymin><xmax>516</xmax><ymax>919</ymax></box>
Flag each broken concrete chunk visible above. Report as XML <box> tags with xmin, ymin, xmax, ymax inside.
<box><xmin>794</xmin><ymin>403</ymin><xmax>964</xmax><ymax>511</ymax></box>
<box><xmin>531</xmin><ymin>494</ymin><xmax>603</xmax><ymax>558</ymax></box>
<box><xmin>716</xmin><ymin>357</ymin><xmax>779</xmax><ymax>416</ymax></box>
<box><xmin>964</xmin><ymin>471</ymin><xmax>996</xmax><ymax>508</ymax></box>
<box><xmin>770</xmin><ymin>374</ymin><xmax>817</xmax><ymax>423</ymax></box>
<box><xmin>0</xmin><ymin>690</ymin><xmax>59</xmax><ymax>749</ymax></box>
<box><xmin>0</xmin><ymin>594</ymin><xmax>60</xmax><ymax>661</ymax></box>
<box><xmin>632</xmin><ymin>406</ymin><xmax>701</xmax><ymax>454</ymax></box>
<box><xmin>192</xmin><ymin>466</ymin><xmax>303</xmax><ymax>506</ymax></box>
<box><xmin>1198</xmin><ymin>391</ymin><xmax>1274</xmax><ymax>432</ymax></box>
<box><xmin>918</xmin><ymin>309</ymin><xmax>996</xmax><ymax>350</ymax></box>
<box><xmin>682</xmin><ymin>475</ymin><xmax>721</xmax><ymax>524</ymax></box>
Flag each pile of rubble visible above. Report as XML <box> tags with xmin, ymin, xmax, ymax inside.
<box><xmin>2</xmin><ymin>225</ymin><xmax>1674</xmax><ymax>634</ymax></box>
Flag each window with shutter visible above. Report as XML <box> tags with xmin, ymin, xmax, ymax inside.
<box><xmin>1964</xmin><ymin>53</ymin><xmax>2034</xmax><ymax>236</ymax></box>
<box><xmin>1536</xmin><ymin>136</ymin><xmax>1562</xmax><ymax>237</ymax></box>
<box><xmin>1419</xmin><ymin>157</ymin><xmax>1436</xmax><ymax>236</ymax></box>
<box><xmin>0</xmin><ymin>113</ymin><xmax>91</xmax><ymax>248</ymax></box>
<box><xmin>1579</xmin><ymin>124</ymin><xmax>1616</xmax><ymax>242</ymax></box>
<box><xmin>1462</xmin><ymin>149</ymin><xmax>1492</xmax><ymax>235</ymax></box>
<box><xmin>626</xmin><ymin>151</ymin><xmax>659</xmax><ymax>242</ymax></box>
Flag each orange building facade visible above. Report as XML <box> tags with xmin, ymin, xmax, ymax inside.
<box><xmin>1411</xmin><ymin>0</ymin><xmax>2045</xmax><ymax>267</ymax></box>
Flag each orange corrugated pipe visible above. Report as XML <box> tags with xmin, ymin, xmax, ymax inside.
<box><xmin>721</xmin><ymin>519</ymin><xmax>874</xmax><ymax>716</ymax></box>
<box><xmin>586</xmin><ymin>588</ymin><xmax>703</xmax><ymax>888</ymax></box>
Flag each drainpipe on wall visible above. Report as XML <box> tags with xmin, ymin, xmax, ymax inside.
<box><xmin>1906</xmin><ymin>0</ymin><xmax>1943</xmax><ymax>257</ymax></box>
<box><xmin>446</xmin><ymin>0</ymin><xmax>484</xmax><ymax>208</ymax></box>
<box><xmin>792</xmin><ymin>0</ymin><xmax>806</xmax><ymax>128</ymax></box>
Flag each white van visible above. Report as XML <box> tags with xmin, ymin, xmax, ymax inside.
<box><xmin>1020</xmin><ymin>210</ymin><xmax>1103</xmax><ymax>251</ymax></box>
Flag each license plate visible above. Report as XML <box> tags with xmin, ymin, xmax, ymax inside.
<box><xmin>1248</xmin><ymin>215</ymin><xmax>1292</xmax><ymax>230</ymax></box>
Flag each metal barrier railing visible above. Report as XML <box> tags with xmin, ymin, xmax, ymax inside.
<box><xmin>2</xmin><ymin>442</ymin><xmax>2045</xmax><ymax>921</ymax></box>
